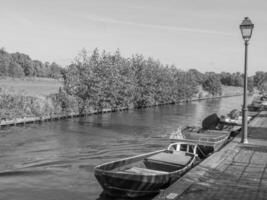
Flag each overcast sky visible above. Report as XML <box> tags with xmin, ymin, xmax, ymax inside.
<box><xmin>0</xmin><ymin>0</ymin><xmax>266</xmax><ymax>74</ymax></box>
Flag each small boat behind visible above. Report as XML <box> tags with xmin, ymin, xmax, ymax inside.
<box><xmin>169</xmin><ymin>113</ymin><xmax>232</xmax><ymax>158</ymax></box>
<box><xmin>219</xmin><ymin>109</ymin><xmax>253</xmax><ymax>126</ymax></box>
<box><xmin>248</xmin><ymin>93</ymin><xmax>267</xmax><ymax>111</ymax></box>
<box><xmin>170</xmin><ymin>126</ymin><xmax>230</xmax><ymax>158</ymax></box>
<box><xmin>94</xmin><ymin>142</ymin><xmax>199</xmax><ymax>198</ymax></box>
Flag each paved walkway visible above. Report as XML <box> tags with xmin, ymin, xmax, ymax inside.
<box><xmin>154</xmin><ymin>115</ymin><xmax>267</xmax><ymax>200</ymax></box>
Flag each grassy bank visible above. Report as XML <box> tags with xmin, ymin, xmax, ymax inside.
<box><xmin>221</xmin><ymin>86</ymin><xmax>243</xmax><ymax>96</ymax></box>
<box><xmin>0</xmin><ymin>77</ymin><xmax>62</xmax><ymax>96</ymax></box>
<box><xmin>193</xmin><ymin>85</ymin><xmax>243</xmax><ymax>99</ymax></box>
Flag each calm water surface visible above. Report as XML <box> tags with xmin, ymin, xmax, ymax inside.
<box><xmin>0</xmin><ymin>96</ymin><xmax>251</xmax><ymax>200</ymax></box>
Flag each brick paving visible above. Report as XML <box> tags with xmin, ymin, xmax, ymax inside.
<box><xmin>154</xmin><ymin>121</ymin><xmax>267</xmax><ymax>200</ymax></box>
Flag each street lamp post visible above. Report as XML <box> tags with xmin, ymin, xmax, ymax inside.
<box><xmin>239</xmin><ymin>17</ymin><xmax>254</xmax><ymax>144</ymax></box>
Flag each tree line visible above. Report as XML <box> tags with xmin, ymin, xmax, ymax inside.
<box><xmin>0</xmin><ymin>47</ymin><xmax>263</xmax><ymax>92</ymax></box>
<box><xmin>61</xmin><ymin>49</ymin><xmax>223</xmax><ymax>112</ymax></box>
<box><xmin>1</xmin><ymin>48</ymin><xmax>267</xmax><ymax>119</ymax></box>
<box><xmin>61</xmin><ymin>49</ymin><xmax>267</xmax><ymax>113</ymax></box>
<box><xmin>0</xmin><ymin>48</ymin><xmax>62</xmax><ymax>78</ymax></box>
<box><xmin>219</xmin><ymin>71</ymin><xmax>254</xmax><ymax>91</ymax></box>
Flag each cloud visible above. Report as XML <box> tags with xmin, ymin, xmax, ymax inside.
<box><xmin>84</xmin><ymin>14</ymin><xmax>235</xmax><ymax>36</ymax></box>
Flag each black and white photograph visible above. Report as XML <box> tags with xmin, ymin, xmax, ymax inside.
<box><xmin>0</xmin><ymin>0</ymin><xmax>267</xmax><ymax>200</ymax></box>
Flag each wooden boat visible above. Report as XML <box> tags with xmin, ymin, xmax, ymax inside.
<box><xmin>248</xmin><ymin>94</ymin><xmax>267</xmax><ymax>111</ymax></box>
<box><xmin>170</xmin><ymin>126</ymin><xmax>230</xmax><ymax>158</ymax></box>
<box><xmin>169</xmin><ymin>113</ymin><xmax>234</xmax><ymax>158</ymax></box>
<box><xmin>95</xmin><ymin>113</ymin><xmax>236</xmax><ymax>198</ymax></box>
<box><xmin>248</xmin><ymin>100</ymin><xmax>263</xmax><ymax>111</ymax></box>
<box><xmin>219</xmin><ymin>109</ymin><xmax>253</xmax><ymax>126</ymax></box>
<box><xmin>198</xmin><ymin>112</ymin><xmax>242</xmax><ymax>135</ymax></box>
<box><xmin>220</xmin><ymin>116</ymin><xmax>253</xmax><ymax>126</ymax></box>
<box><xmin>94</xmin><ymin>142</ymin><xmax>199</xmax><ymax>198</ymax></box>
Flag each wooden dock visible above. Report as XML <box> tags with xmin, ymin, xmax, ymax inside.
<box><xmin>248</xmin><ymin>110</ymin><xmax>267</xmax><ymax>141</ymax></box>
<box><xmin>153</xmin><ymin>112</ymin><xmax>267</xmax><ymax>200</ymax></box>
<box><xmin>249</xmin><ymin>110</ymin><xmax>267</xmax><ymax>128</ymax></box>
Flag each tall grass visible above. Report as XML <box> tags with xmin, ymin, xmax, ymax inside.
<box><xmin>0</xmin><ymin>87</ymin><xmax>78</xmax><ymax>120</ymax></box>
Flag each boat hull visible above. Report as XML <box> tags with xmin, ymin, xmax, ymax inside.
<box><xmin>95</xmin><ymin>170</ymin><xmax>180</xmax><ymax>198</ymax></box>
<box><xmin>94</xmin><ymin>150</ymin><xmax>196</xmax><ymax>198</ymax></box>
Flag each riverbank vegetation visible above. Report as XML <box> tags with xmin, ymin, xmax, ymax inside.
<box><xmin>0</xmin><ymin>87</ymin><xmax>65</xmax><ymax>120</ymax></box>
<box><xmin>1</xmin><ymin>48</ymin><xmax>266</xmax><ymax>121</ymax></box>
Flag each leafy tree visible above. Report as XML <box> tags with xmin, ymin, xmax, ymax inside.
<box><xmin>202</xmin><ymin>72</ymin><xmax>222</xmax><ymax>95</ymax></box>
<box><xmin>8</xmin><ymin>61</ymin><xmax>24</xmax><ymax>77</ymax></box>
<box><xmin>33</xmin><ymin>60</ymin><xmax>46</xmax><ymax>77</ymax></box>
<box><xmin>11</xmin><ymin>52</ymin><xmax>34</xmax><ymax>76</ymax></box>
<box><xmin>0</xmin><ymin>48</ymin><xmax>12</xmax><ymax>76</ymax></box>
<box><xmin>48</xmin><ymin>62</ymin><xmax>63</xmax><ymax>79</ymax></box>
<box><xmin>233</xmin><ymin>72</ymin><xmax>243</xmax><ymax>86</ymax></box>
<box><xmin>63</xmin><ymin>49</ymin><xmax>101</xmax><ymax>113</ymax></box>
<box><xmin>254</xmin><ymin>71</ymin><xmax>267</xmax><ymax>91</ymax></box>
<box><xmin>248</xmin><ymin>76</ymin><xmax>254</xmax><ymax>92</ymax></box>
<box><xmin>188</xmin><ymin>69</ymin><xmax>205</xmax><ymax>84</ymax></box>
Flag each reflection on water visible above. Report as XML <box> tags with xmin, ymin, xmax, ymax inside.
<box><xmin>0</xmin><ymin>96</ymin><xmax>251</xmax><ymax>200</ymax></box>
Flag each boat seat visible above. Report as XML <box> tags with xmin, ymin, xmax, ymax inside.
<box><xmin>144</xmin><ymin>151</ymin><xmax>192</xmax><ymax>172</ymax></box>
<box><xmin>124</xmin><ymin>167</ymin><xmax>168</xmax><ymax>175</ymax></box>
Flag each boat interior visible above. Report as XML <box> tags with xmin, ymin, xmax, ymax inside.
<box><xmin>109</xmin><ymin>142</ymin><xmax>197</xmax><ymax>175</ymax></box>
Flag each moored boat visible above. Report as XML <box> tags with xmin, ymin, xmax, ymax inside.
<box><xmin>170</xmin><ymin>126</ymin><xmax>230</xmax><ymax>158</ymax></box>
<box><xmin>219</xmin><ymin>109</ymin><xmax>253</xmax><ymax>126</ymax></box>
<box><xmin>169</xmin><ymin>113</ymin><xmax>235</xmax><ymax>158</ymax></box>
<box><xmin>94</xmin><ymin>142</ymin><xmax>199</xmax><ymax>198</ymax></box>
<box><xmin>248</xmin><ymin>94</ymin><xmax>267</xmax><ymax>111</ymax></box>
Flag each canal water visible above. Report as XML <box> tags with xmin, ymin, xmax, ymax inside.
<box><xmin>0</xmin><ymin>96</ymin><xmax>251</xmax><ymax>200</ymax></box>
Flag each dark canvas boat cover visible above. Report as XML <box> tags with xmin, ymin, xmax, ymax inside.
<box><xmin>202</xmin><ymin>113</ymin><xmax>220</xmax><ymax>130</ymax></box>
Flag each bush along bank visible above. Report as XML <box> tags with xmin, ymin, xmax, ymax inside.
<box><xmin>0</xmin><ymin>87</ymin><xmax>128</xmax><ymax>126</ymax></box>
<box><xmin>0</xmin><ymin>87</ymin><xmax>242</xmax><ymax>127</ymax></box>
<box><xmin>0</xmin><ymin>85</ymin><xmax>242</xmax><ymax>127</ymax></box>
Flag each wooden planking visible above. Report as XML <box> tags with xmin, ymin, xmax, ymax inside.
<box><xmin>247</xmin><ymin>111</ymin><xmax>260</xmax><ymax>117</ymax></box>
<box><xmin>248</xmin><ymin>111</ymin><xmax>267</xmax><ymax>128</ymax></box>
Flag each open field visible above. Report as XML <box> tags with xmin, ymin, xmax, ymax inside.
<box><xmin>0</xmin><ymin>77</ymin><xmax>62</xmax><ymax>96</ymax></box>
<box><xmin>195</xmin><ymin>85</ymin><xmax>243</xmax><ymax>99</ymax></box>
<box><xmin>221</xmin><ymin>86</ymin><xmax>243</xmax><ymax>96</ymax></box>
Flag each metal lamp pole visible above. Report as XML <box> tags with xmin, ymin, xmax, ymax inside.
<box><xmin>242</xmin><ymin>40</ymin><xmax>248</xmax><ymax>144</ymax></box>
<box><xmin>239</xmin><ymin>17</ymin><xmax>254</xmax><ymax>144</ymax></box>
